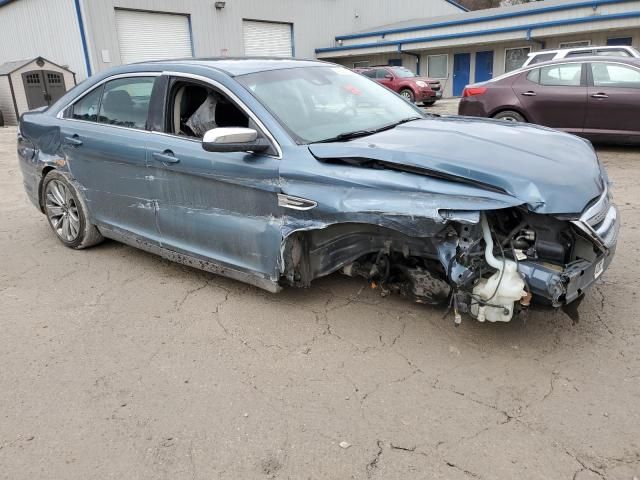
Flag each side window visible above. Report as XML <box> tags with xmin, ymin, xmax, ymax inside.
<box><xmin>98</xmin><ymin>77</ymin><xmax>155</xmax><ymax>129</ymax></box>
<box><xmin>591</xmin><ymin>63</ymin><xmax>640</xmax><ymax>88</ymax></box>
<box><xmin>595</xmin><ymin>49</ymin><xmax>631</xmax><ymax>57</ymax></box>
<box><xmin>361</xmin><ymin>70</ymin><xmax>376</xmax><ymax>79</ymax></box>
<box><xmin>70</xmin><ymin>86</ymin><xmax>102</xmax><ymax>122</ymax></box>
<box><xmin>566</xmin><ymin>50</ymin><xmax>594</xmax><ymax>58</ymax></box>
<box><xmin>167</xmin><ymin>80</ymin><xmax>250</xmax><ymax>138</ymax></box>
<box><xmin>529</xmin><ymin>53</ymin><xmax>555</xmax><ymax>65</ymax></box>
<box><xmin>527</xmin><ymin>68</ymin><xmax>540</xmax><ymax>83</ymax></box>
<box><xmin>539</xmin><ymin>64</ymin><xmax>583</xmax><ymax>86</ymax></box>
<box><xmin>375</xmin><ymin>69</ymin><xmax>389</xmax><ymax>79</ymax></box>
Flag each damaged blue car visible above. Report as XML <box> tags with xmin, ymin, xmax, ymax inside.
<box><xmin>17</xmin><ymin>58</ymin><xmax>619</xmax><ymax>322</ymax></box>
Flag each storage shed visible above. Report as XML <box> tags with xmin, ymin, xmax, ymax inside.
<box><xmin>0</xmin><ymin>57</ymin><xmax>76</xmax><ymax>126</ymax></box>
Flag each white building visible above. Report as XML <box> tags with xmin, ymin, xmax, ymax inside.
<box><xmin>0</xmin><ymin>0</ymin><xmax>464</xmax><ymax>82</ymax></box>
<box><xmin>317</xmin><ymin>0</ymin><xmax>640</xmax><ymax>97</ymax></box>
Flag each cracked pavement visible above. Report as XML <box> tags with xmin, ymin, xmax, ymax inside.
<box><xmin>1</xmin><ymin>118</ymin><xmax>639</xmax><ymax>479</ymax></box>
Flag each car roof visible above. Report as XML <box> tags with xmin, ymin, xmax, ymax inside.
<box><xmin>131</xmin><ymin>57</ymin><xmax>328</xmax><ymax>76</ymax></box>
<box><xmin>525</xmin><ymin>55</ymin><xmax>640</xmax><ymax>68</ymax></box>
<box><xmin>530</xmin><ymin>45</ymin><xmax>636</xmax><ymax>56</ymax></box>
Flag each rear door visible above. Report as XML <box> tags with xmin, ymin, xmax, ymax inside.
<box><xmin>514</xmin><ymin>62</ymin><xmax>587</xmax><ymax>132</ymax></box>
<box><xmin>585</xmin><ymin>61</ymin><xmax>640</xmax><ymax>138</ymax></box>
<box><xmin>60</xmin><ymin>74</ymin><xmax>159</xmax><ymax>241</ymax></box>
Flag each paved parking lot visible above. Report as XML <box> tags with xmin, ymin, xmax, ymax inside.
<box><xmin>1</xmin><ymin>119</ymin><xmax>639</xmax><ymax>479</ymax></box>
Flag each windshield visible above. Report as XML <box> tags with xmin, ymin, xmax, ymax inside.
<box><xmin>390</xmin><ymin>67</ymin><xmax>416</xmax><ymax>78</ymax></box>
<box><xmin>236</xmin><ymin>66</ymin><xmax>423</xmax><ymax>143</ymax></box>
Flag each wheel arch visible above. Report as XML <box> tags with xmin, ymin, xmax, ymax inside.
<box><xmin>489</xmin><ymin>106</ymin><xmax>529</xmax><ymax>122</ymax></box>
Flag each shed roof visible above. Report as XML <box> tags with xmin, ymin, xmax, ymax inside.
<box><xmin>0</xmin><ymin>57</ymin><xmax>75</xmax><ymax>76</ymax></box>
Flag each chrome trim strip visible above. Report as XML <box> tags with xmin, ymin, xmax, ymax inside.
<box><xmin>277</xmin><ymin>194</ymin><xmax>317</xmax><ymax>211</ymax></box>
<box><xmin>162</xmin><ymin>70</ymin><xmax>283</xmax><ymax>159</ymax></box>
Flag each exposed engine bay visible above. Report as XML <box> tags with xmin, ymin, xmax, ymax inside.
<box><xmin>282</xmin><ymin>207</ymin><xmax>613</xmax><ymax>324</ymax></box>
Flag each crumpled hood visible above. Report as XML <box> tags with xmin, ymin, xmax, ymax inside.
<box><xmin>308</xmin><ymin>116</ymin><xmax>604</xmax><ymax>214</ymax></box>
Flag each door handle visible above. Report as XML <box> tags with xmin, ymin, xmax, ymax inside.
<box><xmin>521</xmin><ymin>91</ymin><xmax>537</xmax><ymax>96</ymax></box>
<box><xmin>64</xmin><ymin>135</ymin><xmax>83</xmax><ymax>147</ymax></box>
<box><xmin>152</xmin><ymin>151</ymin><xmax>180</xmax><ymax>164</ymax></box>
<box><xmin>591</xmin><ymin>93</ymin><xmax>609</xmax><ymax>99</ymax></box>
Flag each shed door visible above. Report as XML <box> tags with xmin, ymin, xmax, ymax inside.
<box><xmin>43</xmin><ymin>71</ymin><xmax>67</xmax><ymax>104</ymax></box>
<box><xmin>22</xmin><ymin>71</ymin><xmax>47</xmax><ymax>109</ymax></box>
<box><xmin>115</xmin><ymin>9</ymin><xmax>193</xmax><ymax>64</ymax></box>
<box><xmin>243</xmin><ymin>20</ymin><xmax>292</xmax><ymax>57</ymax></box>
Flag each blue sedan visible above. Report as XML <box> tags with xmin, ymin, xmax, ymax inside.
<box><xmin>17</xmin><ymin>58</ymin><xmax>619</xmax><ymax>323</ymax></box>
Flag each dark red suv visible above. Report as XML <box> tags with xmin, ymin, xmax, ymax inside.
<box><xmin>354</xmin><ymin>66</ymin><xmax>442</xmax><ymax>105</ymax></box>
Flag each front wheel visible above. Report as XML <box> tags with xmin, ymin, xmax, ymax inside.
<box><xmin>493</xmin><ymin>110</ymin><xmax>525</xmax><ymax>123</ymax></box>
<box><xmin>42</xmin><ymin>171</ymin><xmax>103</xmax><ymax>249</ymax></box>
<box><xmin>399</xmin><ymin>89</ymin><xmax>415</xmax><ymax>103</ymax></box>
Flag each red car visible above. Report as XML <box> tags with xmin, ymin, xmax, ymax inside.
<box><xmin>354</xmin><ymin>65</ymin><xmax>442</xmax><ymax>105</ymax></box>
<box><xmin>458</xmin><ymin>56</ymin><xmax>640</xmax><ymax>143</ymax></box>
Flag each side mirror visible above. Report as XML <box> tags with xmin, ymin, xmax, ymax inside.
<box><xmin>202</xmin><ymin>127</ymin><xmax>270</xmax><ymax>153</ymax></box>
<box><xmin>384</xmin><ymin>74</ymin><xmax>393</xmax><ymax>79</ymax></box>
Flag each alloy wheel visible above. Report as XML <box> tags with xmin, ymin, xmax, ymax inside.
<box><xmin>45</xmin><ymin>179</ymin><xmax>80</xmax><ymax>242</ymax></box>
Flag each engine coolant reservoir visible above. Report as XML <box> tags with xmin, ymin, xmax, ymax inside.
<box><xmin>470</xmin><ymin>214</ymin><xmax>527</xmax><ymax>322</ymax></box>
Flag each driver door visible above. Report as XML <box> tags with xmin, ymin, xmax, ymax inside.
<box><xmin>145</xmin><ymin>75</ymin><xmax>283</xmax><ymax>281</ymax></box>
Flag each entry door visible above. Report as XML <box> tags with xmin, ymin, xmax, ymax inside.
<box><xmin>453</xmin><ymin>53</ymin><xmax>471</xmax><ymax>96</ymax></box>
<box><xmin>475</xmin><ymin>51</ymin><xmax>494</xmax><ymax>83</ymax></box>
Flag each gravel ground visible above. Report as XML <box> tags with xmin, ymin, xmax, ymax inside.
<box><xmin>1</xmin><ymin>117</ymin><xmax>639</xmax><ymax>479</ymax></box>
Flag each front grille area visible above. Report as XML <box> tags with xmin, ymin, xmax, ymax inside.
<box><xmin>429</xmin><ymin>82</ymin><xmax>441</xmax><ymax>91</ymax></box>
<box><xmin>575</xmin><ymin>187</ymin><xmax>619</xmax><ymax>250</ymax></box>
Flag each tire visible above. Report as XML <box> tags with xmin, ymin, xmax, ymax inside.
<box><xmin>422</xmin><ymin>100</ymin><xmax>436</xmax><ymax>107</ymax></box>
<box><xmin>493</xmin><ymin>110</ymin><xmax>526</xmax><ymax>123</ymax></box>
<box><xmin>399</xmin><ymin>89</ymin><xmax>415</xmax><ymax>103</ymax></box>
<box><xmin>42</xmin><ymin>170</ymin><xmax>103</xmax><ymax>249</ymax></box>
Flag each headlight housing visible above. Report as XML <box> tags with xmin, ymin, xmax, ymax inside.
<box><xmin>415</xmin><ymin>81</ymin><xmax>428</xmax><ymax>88</ymax></box>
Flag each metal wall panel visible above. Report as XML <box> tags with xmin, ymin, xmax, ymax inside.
<box><xmin>80</xmin><ymin>0</ymin><xmax>462</xmax><ymax>76</ymax></box>
<box><xmin>0</xmin><ymin>0</ymin><xmax>87</xmax><ymax>77</ymax></box>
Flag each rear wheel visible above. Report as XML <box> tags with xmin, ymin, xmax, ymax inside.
<box><xmin>42</xmin><ymin>171</ymin><xmax>103</xmax><ymax>249</ymax></box>
<box><xmin>493</xmin><ymin>110</ymin><xmax>525</xmax><ymax>123</ymax></box>
<box><xmin>399</xmin><ymin>89</ymin><xmax>415</xmax><ymax>103</ymax></box>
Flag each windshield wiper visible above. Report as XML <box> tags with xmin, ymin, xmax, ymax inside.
<box><xmin>314</xmin><ymin>116</ymin><xmax>424</xmax><ymax>144</ymax></box>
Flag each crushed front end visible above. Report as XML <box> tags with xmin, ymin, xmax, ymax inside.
<box><xmin>314</xmin><ymin>189</ymin><xmax>619</xmax><ymax>323</ymax></box>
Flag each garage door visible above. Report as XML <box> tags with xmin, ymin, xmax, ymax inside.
<box><xmin>243</xmin><ymin>20</ymin><xmax>292</xmax><ymax>57</ymax></box>
<box><xmin>115</xmin><ymin>9</ymin><xmax>193</xmax><ymax>65</ymax></box>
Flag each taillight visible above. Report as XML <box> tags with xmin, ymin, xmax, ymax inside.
<box><xmin>463</xmin><ymin>86</ymin><xmax>487</xmax><ymax>97</ymax></box>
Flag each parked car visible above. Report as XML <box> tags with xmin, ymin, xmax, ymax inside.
<box><xmin>353</xmin><ymin>65</ymin><xmax>442</xmax><ymax>105</ymax></box>
<box><xmin>17</xmin><ymin>58</ymin><xmax>618</xmax><ymax>323</ymax></box>
<box><xmin>523</xmin><ymin>45</ymin><xmax>640</xmax><ymax>67</ymax></box>
<box><xmin>459</xmin><ymin>56</ymin><xmax>640</xmax><ymax>144</ymax></box>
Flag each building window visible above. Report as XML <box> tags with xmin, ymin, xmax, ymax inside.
<box><xmin>427</xmin><ymin>54</ymin><xmax>448</xmax><ymax>79</ymax></box>
<box><xmin>353</xmin><ymin>61</ymin><xmax>370</xmax><ymax>68</ymax></box>
<box><xmin>559</xmin><ymin>40</ymin><xmax>591</xmax><ymax>48</ymax></box>
<box><xmin>607</xmin><ymin>37</ymin><xmax>633</xmax><ymax>46</ymax></box>
<box><xmin>504</xmin><ymin>47</ymin><xmax>531</xmax><ymax>72</ymax></box>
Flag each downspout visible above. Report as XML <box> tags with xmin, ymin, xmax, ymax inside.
<box><xmin>526</xmin><ymin>29</ymin><xmax>546</xmax><ymax>49</ymax></box>
<box><xmin>73</xmin><ymin>0</ymin><xmax>92</xmax><ymax>76</ymax></box>
<box><xmin>399</xmin><ymin>45</ymin><xmax>422</xmax><ymax>75</ymax></box>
